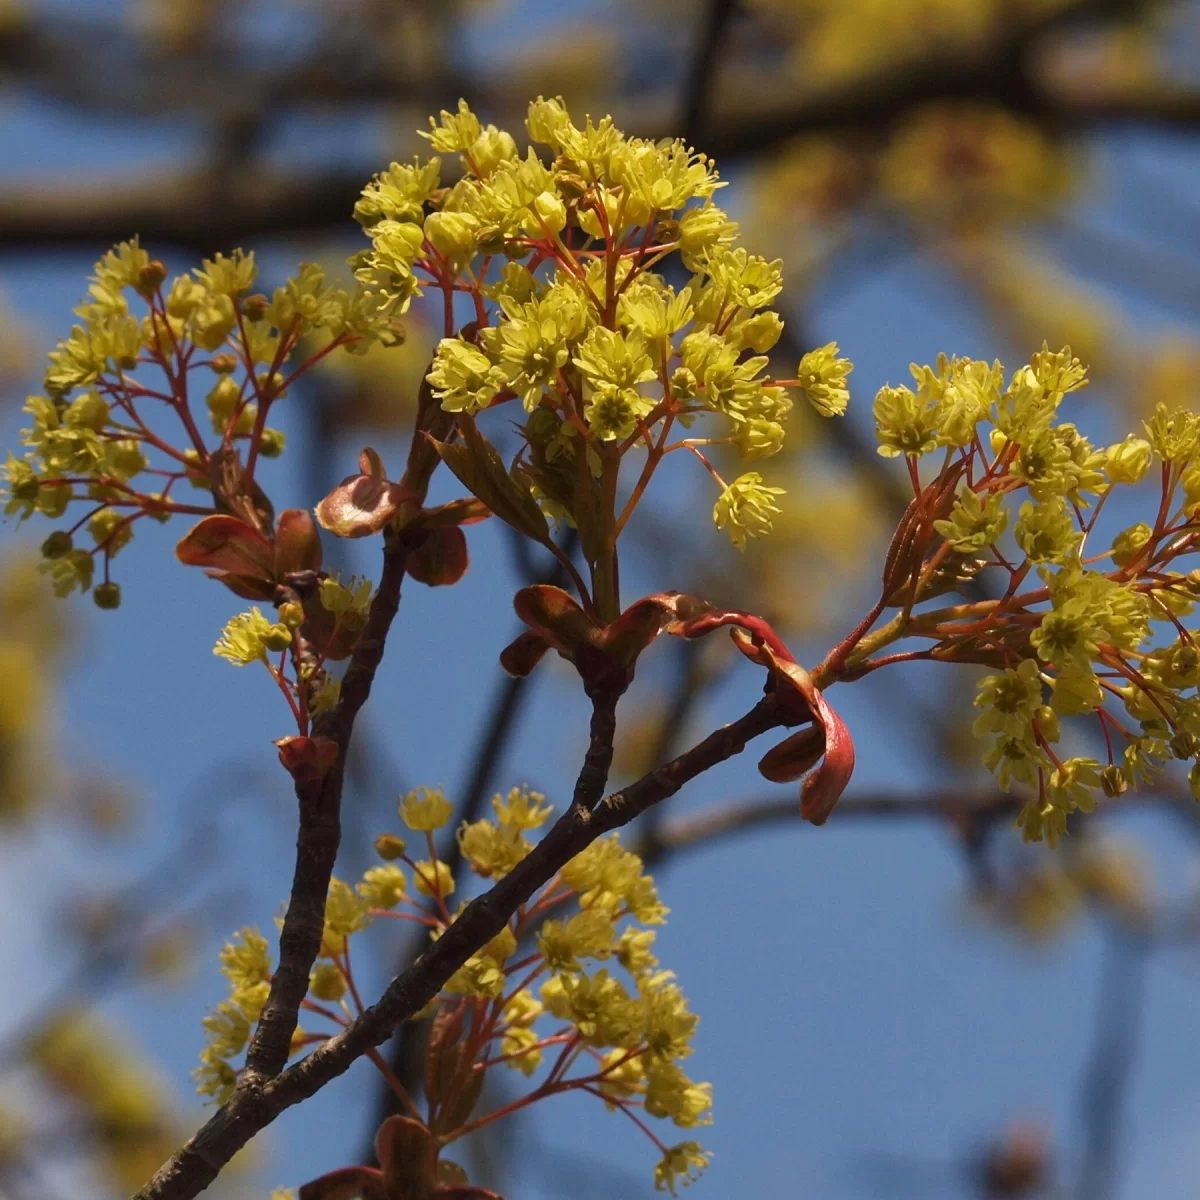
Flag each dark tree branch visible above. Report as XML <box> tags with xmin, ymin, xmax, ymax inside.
<box><xmin>241</xmin><ymin>534</ymin><xmax>412</xmax><ymax>1083</ymax></box>
<box><xmin>130</xmin><ymin>694</ymin><xmax>782</xmax><ymax>1200</ymax></box>
<box><xmin>680</xmin><ymin>0</ymin><xmax>738</xmax><ymax>144</ymax></box>
<box><xmin>1075</xmin><ymin>929</ymin><xmax>1150</xmax><ymax>1200</ymax></box>
<box><xmin>0</xmin><ymin>1</ymin><xmax>1188</xmax><ymax>252</ymax></box>
<box><xmin>366</xmin><ymin>530</ymin><xmax>579</xmax><ymax>1146</ymax></box>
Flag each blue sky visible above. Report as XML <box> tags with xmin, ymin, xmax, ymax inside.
<box><xmin>4</xmin><ymin>7</ymin><xmax>1200</xmax><ymax>1198</ymax></box>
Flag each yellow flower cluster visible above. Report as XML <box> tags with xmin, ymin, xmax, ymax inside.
<box><xmin>2</xmin><ymin>237</ymin><xmax>397</xmax><ymax>603</ymax></box>
<box><xmin>213</xmin><ymin>783</ymin><xmax>709</xmax><ymax>1193</ymax></box>
<box><xmin>855</xmin><ymin>342</ymin><xmax>1200</xmax><ymax>843</ymax></box>
<box><xmin>194</xmin><ymin>927</ymin><xmax>273</xmax><ymax>1103</ymax></box>
<box><xmin>347</xmin><ymin>96</ymin><xmax>854</xmax><ymax>550</ymax></box>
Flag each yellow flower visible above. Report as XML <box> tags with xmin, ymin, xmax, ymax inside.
<box><xmin>712</xmin><ymin>472</ymin><xmax>785</xmax><ymax>550</ymax></box>
<box><xmin>796</xmin><ymin>342</ymin><xmax>852</xmax><ymax>417</ymax></box>
<box><xmin>412</xmin><ymin>859</ymin><xmax>455</xmax><ymax>900</ymax></box>
<box><xmin>399</xmin><ymin>785</ymin><xmax>453</xmax><ymax>831</ymax></box>
<box><xmin>214</xmin><ymin>607</ymin><xmax>292</xmax><ymax>665</ymax></box>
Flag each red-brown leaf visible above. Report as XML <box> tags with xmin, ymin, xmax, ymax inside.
<box><xmin>499</xmin><ymin>631</ymin><xmax>551</xmax><ymax>678</ymax></box>
<box><xmin>299</xmin><ymin>1167</ymin><xmax>388</xmax><ymax>1200</ymax></box>
<box><xmin>175</xmin><ymin>514</ymin><xmax>275</xmax><ymax>579</ymax></box>
<box><xmin>275</xmin><ymin>508</ymin><xmax>323</xmax><ymax>576</ymax></box>
<box><xmin>511</xmin><ymin>585</ymin><xmax>598</xmax><ymax>654</ymax></box>
<box><xmin>758</xmin><ymin>725</ymin><xmax>826</xmax><ymax>784</ymax></box>
<box><xmin>375</xmin><ymin>1115</ymin><xmax>439</xmax><ymax>1197</ymax></box>
<box><xmin>315</xmin><ymin>474</ymin><xmax>418</xmax><ymax>539</ymax></box>
<box><xmin>598</xmin><ymin>592</ymin><xmax>709</xmax><ymax>667</ymax></box>
<box><xmin>407</xmin><ymin>526</ymin><xmax>469</xmax><ymax>587</ymax></box>
<box><xmin>202</xmin><ymin>570</ymin><xmax>277</xmax><ymax>601</ymax></box>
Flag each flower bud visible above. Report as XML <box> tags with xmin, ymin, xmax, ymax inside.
<box><xmin>256</xmin><ymin>370</ymin><xmax>285</xmax><ymax>400</ymax></box>
<box><xmin>533</xmin><ymin>191</ymin><xmax>567</xmax><ymax>234</ymax></box>
<box><xmin>278</xmin><ymin>600</ymin><xmax>304</xmax><ymax>628</ymax></box>
<box><xmin>424</xmin><ymin>210</ymin><xmax>480</xmax><ymax>264</ymax></box>
<box><xmin>1183</xmin><ymin>462</ymin><xmax>1200</xmax><ymax>511</ymax></box>
<box><xmin>209</xmin><ymin>353</ymin><xmax>239</xmax><ymax>374</ymax></box>
<box><xmin>66</xmin><ymin>391</ymin><xmax>110</xmax><ymax>432</ymax></box>
<box><xmin>93</xmin><ymin>582</ymin><xmax>121</xmax><ymax>610</ymax></box>
<box><xmin>41</xmin><ymin>530</ymin><xmax>73</xmax><ymax>559</ymax></box>
<box><xmin>475</xmin><ymin>225</ymin><xmax>507</xmax><ymax>254</ymax></box>
<box><xmin>374</xmin><ymin>833</ymin><xmax>407</xmax><ymax>861</ymax></box>
<box><xmin>259</xmin><ymin>428</ymin><xmax>287</xmax><ymax>458</ymax></box>
<box><xmin>1106</xmin><ymin>436</ymin><xmax>1152</xmax><ymax>485</ymax></box>
<box><xmin>145</xmin><ymin>493</ymin><xmax>172</xmax><ymax>524</ymax></box>
<box><xmin>135</xmin><ymin>259</ymin><xmax>169</xmax><ymax>298</ymax></box>
<box><xmin>669</xmin><ymin>367</ymin><xmax>698</xmax><ymax>402</ymax></box>
<box><xmin>206</xmin><ymin>375</ymin><xmax>249</xmax><ymax>434</ymax></box>
<box><xmin>1110</xmin><ymin>522</ymin><xmax>1152</xmax><ymax>567</ymax></box>
<box><xmin>654</xmin><ymin>217</ymin><xmax>681</xmax><ymax>243</ymax></box>
<box><xmin>1033</xmin><ymin>705</ymin><xmax>1061</xmax><ymax>744</ymax></box>
<box><xmin>1101</xmin><ymin>764</ymin><xmax>1127</xmax><ymax>798</ymax></box>
<box><xmin>1170</xmin><ymin>731</ymin><xmax>1197</xmax><ymax>760</ymax></box>
<box><xmin>989</xmin><ymin>428</ymin><xmax>1008</xmax><ymax>457</ymax></box>
<box><xmin>241</xmin><ymin>294</ymin><xmax>269</xmax><ymax>322</ymax></box>
<box><xmin>737</xmin><ymin>311</ymin><xmax>784</xmax><ymax>354</ymax></box>
<box><xmin>309</xmin><ymin>962</ymin><xmax>347</xmax><ymax>1002</ymax></box>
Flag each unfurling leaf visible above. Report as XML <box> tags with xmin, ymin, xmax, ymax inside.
<box><xmin>758</xmin><ymin>726</ymin><xmax>826</xmax><ymax>783</ymax></box>
<box><xmin>502</xmin><ymin>587</ymin><xmax>709</xmax><ymax>696</ymax></box>
<box><xmin>359</xmin><ymin>446</ymin><xmax>387</xmax><ymax>478</ymax></box>
<box><xmin>671</xmin><ymin>610</ymin><xmax>855</xmax><ymax>824</ymax></box>
<box><xmin>428</xmin><ymin>420</ymin><xmax>550</xmax><ymax>546</ymax></box>
<box><xmin>499</xmin><ymin>631</ymin><xmax>551</xmax><ymax>677</ymax></box>
<box><xmin>315</xmin><ymin>473</ymin><xmax>418</xmax><ymax>539</ymax></box>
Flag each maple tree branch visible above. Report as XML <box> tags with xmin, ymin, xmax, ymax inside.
<box><xmin>241</xmin><ymin>533</ymin><xmax>411</xmax><ymax>1083</ymax></box>
<box><xmin>130</xmin><ymin>694</ymin><xmax>782</xmax><ymax>1200</ymax></box>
